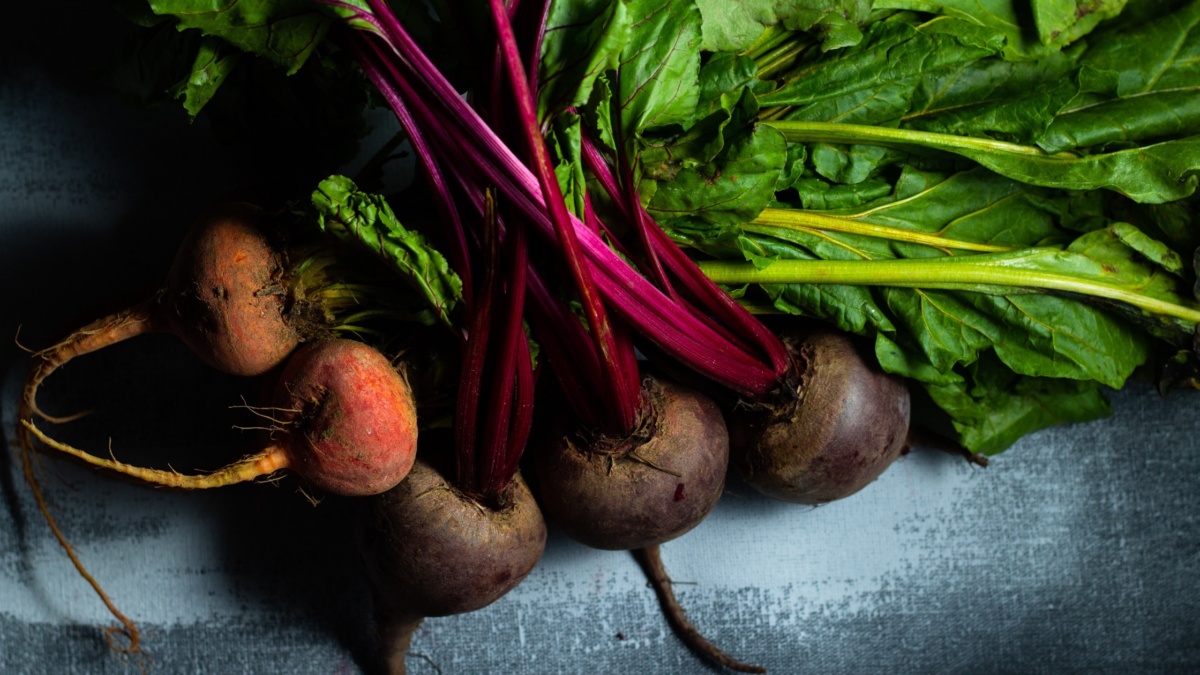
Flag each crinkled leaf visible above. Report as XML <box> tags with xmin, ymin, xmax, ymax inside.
<box><xmin>639</xmin><ymin>110</ymin><xmax>732</xmax><ymax>182</ymax></box>
<box><xmin>697</xmin><ymin>52</ymin><xmax>767</xmax><ymax>118</ymax></box>
<box><xmin>809</xmin><ymin>143</ymin><xmax>897</xmax><ymax>183</ymax></box>
<box><xmin>148</xmin><ymin>0</ymin><xmax>329</xmax><ymax>74</ymax></box>
<box><xmin>790</xmin><ymin>177</ymin><xmax>893</xmax><ymax>208</ymax></box>
<box><xmin>923</xmin><ymin>353</ymin><xmax>1113</xmax><ymax>454</ymax></box>
<box><xmin>775</xmin><ymin>143</ymin><xmax>809</xmax><ymax>190</ymax></box>
<box><xmin>638</xmin><ymin>51</ymin><xmax>774</xmax><ymax>182</ymax></box>
<box><xmin>312</xmin><ymin>175</ymin><xmax>463</xmax><ymax>328</ymax></box>
<box><xmin>171</xmin><ymin>36</ymin><xmax>242</xmax><ymax>117</ymax></box>
<box><xmin>646</xmin><ymin>106</ymin><xmax>787</xmax><ymax>227</ymax></box>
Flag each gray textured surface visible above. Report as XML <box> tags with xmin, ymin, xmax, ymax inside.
<box><xmin>3</xmin><ymin>4</ymin><xmax>1200</xmax><ymax>674</ymax></box>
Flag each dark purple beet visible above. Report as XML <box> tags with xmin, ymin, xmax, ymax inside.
<box><xmin>532</xmin><ymin>376</ymin><xmax>728</xmax><ymax>550</ymax></box>
<box><xmin>728</xmin><ymin>329</ymin><xmax>910</xmax><ymax>504</ymax></box>
<box><xmin>357</xmin><ymin>456</ymin><xmax>546</xmax><ymax>674</ymax></box>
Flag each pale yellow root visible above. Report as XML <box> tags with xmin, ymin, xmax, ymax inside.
<box><xmin>21</xmin><ymin>420</ymin><xmax>290</xmax><ymax>489</ymax></box>
<box><xmin>14</xmin><ymin>300</ymin><xmax>166</xmax><ymax>669</ymax></box>
<box><xmin>24</xmin><ymin>300</ymin><xmax>163</xmax><ymax>424</ymax></box>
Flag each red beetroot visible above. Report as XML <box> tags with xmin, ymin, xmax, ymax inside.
<box><xmin>358</xmin><ymin>455</ymin><xmax>546</xmax><ymax>674</ymax></box>
<box><xmin>729</xmin><ymin>329</ymin><xmax>911</xmax><ymax>504</ymax></box>
<box><xmin>532</xmin><ymin>376</ymin><xmax>729</xmax><ymax>551</ymax></box>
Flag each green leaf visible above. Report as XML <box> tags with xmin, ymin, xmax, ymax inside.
<box><xmin>646</xmin><ymin>102</ymin><xmax>787</xmax><ymax>227</ymax></box>
<box><xmin>771</xmin><ymin>121</ymin><xmax>1200</xmax><ymax>203</ymax></box>
<box><xmin>1033</xmin><ymin>0</ymin><xmax>1129</xmax><ymax>47</ymax></box>
<box><xmin>923</xmin><ymin>353</ymin><xmax>1113</xmax><ymax>454</ymax></box>
<box><xmin>874</xmin><ymin>0</ymin><xmax>1126</xmax><ymax>61</ymax></box>
<box><xmin>613</xmin><ymin>0</ymin><xmax>704</xmax><ymax>142</ymax></box>
<box><xmin>902</xmin><ymin>46</ymin><xmax>1083</xmax><ymax>143</ymax></box>
<box><xmin>547</xmin><ymin>113</ymin><xmax>588</xmax><ymax>217</ymax></box>
<box><xmin>171</xmin><ymin>36</ymin><xmax>242</xmax><ymax>118</ymax></box>
<box><xmin>1038</xmin><ymin>1</ymin><xmax>1200</xmax><ymax>152</ymax></box>
<box><xmin>684</xmin><ymin>160</ymin><xmax>1200</xmax><ymax>450</ymax></box>
<box><xmin>311</xmin><ymin>176</ymin><xmax>463</xmax><ymax>329</ymax></box>
<box><xmin>809</xmin><ymin>143</ymin><xmax>896</xmax><ymax>183</ymax></box>
<box><xmin>148</xmin><ymin>0</ymin><xmax>329</xmax><ymax>74</ymax></box>
<box><xmin>790</xmin><ymin>177</ymin><xmax>894</xmax><ymax>208</ymax></box>
<box><xmin>538</xmin><ymin>0</ymin><xmax>631</xmax><ymax>120</ymax></box>
<box><xmin>693</xmin><ymin>0</ymin><xmax>876</xmax><ymax>52</ymax></box>
<box><xmin>759</xmin><ymin>19</ymin><xmax>1003</xmax><ymax>125</ymax></box>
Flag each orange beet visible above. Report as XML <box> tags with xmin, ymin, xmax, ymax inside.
<box><xmin>270</xmin><ymin>339</ymin><xmax>419</xmax><ymax>496</ymax></box>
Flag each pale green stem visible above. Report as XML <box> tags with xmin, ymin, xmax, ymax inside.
<box><xmin>698</xmin><ymin>258</ymin><xmax>1200</xmax><ymax>325</ymax></box>
<box><xmin>766</xmin><ymin>120</ymin><xmax>1074</xmax><ymax>158</ymax></box>
<box><xmin>756</xmin><ymin>40</ymin><xmax>810</xmax><ymax>80</ymax></box>
<box><xmin>751</xmin><ymin>208</ymin><xmax>1014</xmax><ymax>253</ymax></box>
<box><xmin>742</xmin><ymin>24</ymin><xmax>791</xmax><ymax>60</ymax></box>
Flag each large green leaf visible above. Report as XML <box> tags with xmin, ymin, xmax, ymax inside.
<box><xmin>693</xmin><ymin>0</ymin><xmax>877</xmax><ymax>52</ymax></box>
<box><xmin>759</xmin><ymin>19</ymin><xmax>1003</xmax><ymax>125</ymax></box>
<box><xmin>538</xmin><ymin>0</ymin><xmax>631</xmax><ymax>120</ymax></box>
<box><xmin>149</xmin><ymin>0</ymin><xmax>329</xmax><ymax>74</ymax></box>
<box><xmin>1038</xmin><ymin>1</ymin><xmax>1200</xmax><ymax>152</ymax></box>
<box><xmin>902</xmin><ymin>47</ymin><xmax>1082</xmax><ymax>143</ymax></box>
<box><xmin>874</xmin><ymin>0</ymin><xmax>1126</xmax><ymax>60</ymax></box>
<box><xmin>771</xmin><ymin>121</ymin><xmax>1200</xmax><ymax>203</ymax></box>
<box><xmin>612</xmin><ymin>0</ymin><xmax>704</xmax><ymax>142</ymax></box>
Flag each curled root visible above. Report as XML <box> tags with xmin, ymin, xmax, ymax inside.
<box><xmin>23</xmin><ymin>302</ymin><xmax>161</xmax><ymax>424</ymax></box>
<box><xmin>634</xmin><ymin>544</ymin><xmax>766</xmax><ymax>674</ymax></box>
<box><xmin>16</xmin><ymin>417</ymin><xmax>145</xmax><ymax>670</ymax></box>
<box><xmin>21</xmin><ymin>420</ymin><xmax>289</xmax><ymax>490</ymax></box>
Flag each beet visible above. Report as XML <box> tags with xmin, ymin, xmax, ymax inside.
<box><xmin>358</xmin><ymin>455</ymin><xmax>547</xmax><ymax>673</ymax></box>
<box><xmin>267</xmin><ymin>338</ymin><xmax>419</xmax><ymax>496</ymax></box>
<box><xmin>160</xmin><ymin>201</ymin><xmax>298</xmax><ymax>377</ymax></box>
<box><xmin>21</xmin><ymin>202</ymin><xmax>298</xmax><ymax>426</ymax></box>
<box><xmin>729</xmin><ymin>329</ymin><xmax>910</xmax><ymax>504</ymax></box>
<box><xmin>531</xmin><ymin>376</ymin><xmax>728</xmax><ymax>550</ymax></box>
<box><xmin>22</xmin><ymin>338</ymin><xmax>419</xmax><ymax>497</ymax></box>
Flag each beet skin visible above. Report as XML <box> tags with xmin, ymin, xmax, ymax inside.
<box><xmin>271</xmin><ymin>339</ymin><xmax>418</xmax><ymax>496</ymax></box>
<box><xmin>533</xmin><ymin>376</ymin><xmax>728</xmax><ymax>550</ymax></box>
<box><xmin>729</xmin><ymin>329</ymin><xmax>910</xmax><ymax>504</ymax></box>
<box><xmin>162</xmin><ymin>201</ymin><xmax>298</xmax><ymax>376</ymax></box>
